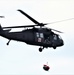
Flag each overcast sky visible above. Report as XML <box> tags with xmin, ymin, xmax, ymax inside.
<box><xmin>0</xmin><ymin>0</ymin><xmax>74</xmax><ymax>75</ymax></box>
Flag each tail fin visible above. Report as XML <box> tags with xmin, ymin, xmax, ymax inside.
<box><xmin>0</xmin><ymin>25</ymin><xmax>11</xmax><ymax>32</ymax></box>
<box><xmin>0</xmin><ymin>25</ymin><xmax>3</xmax><ymax>31</ymax></box>
<box><xmin>0</xmin><ymin>25</ymin><xmax>4</xmax><ymax>36</ymax></box>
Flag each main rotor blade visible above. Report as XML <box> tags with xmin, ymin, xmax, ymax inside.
<box><xmin>49</xmin><ymin>18</ymin><xmax>74</xmax><ymax>24</ymax></box>
<box><xmin>2</xmin><ymin>24</ymin><xmax>39</xmax><ymax>29</ymax></box>
<box><xmin>17</xmin><ymin>9</ymin><xmax>40</xmax><ymax>25</ymax></box>
<box><xmin>50</xmin><ymin>28</ymin><xmax>63</xmax><ymax>33</ymax></box>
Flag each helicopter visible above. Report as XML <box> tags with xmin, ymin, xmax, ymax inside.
<box><xmin>0</xmin><ymin>9</ymin><xmax>64</xmax><ymax>52</ymax></box>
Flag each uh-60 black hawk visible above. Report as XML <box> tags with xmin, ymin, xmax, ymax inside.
<box><xmin>0</xmin><ymin>9</ymin><xmax>64</xmax><ymax>52</ymax></box>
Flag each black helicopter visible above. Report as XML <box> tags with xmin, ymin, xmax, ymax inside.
<box><xmin>0</xmin><ymin>9</ymin><xmax>64</xmax><ymax>52</ymax></box>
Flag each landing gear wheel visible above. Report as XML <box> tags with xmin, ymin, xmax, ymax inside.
<box><xmin>39</xmin><ymin>48</ymin><xmax>42</xmax><ymax>52</ymax></box>
<box><xmin>7</xmin><ymin>42</ymin><xmax>9</xmax><ymax>45</ymax></box>
<box><xmin>7</xmin><ymin>40</ymin><xmax>11</xmax><ymax>45</ymax></box>
<box><xmin>53</xmin><ymin>47</ymin><xmax>56</xmax><ymax>49</ymax></box>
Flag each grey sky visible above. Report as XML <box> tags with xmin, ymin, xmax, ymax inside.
<box><xmin>0</xmin><ymin>0</ymin><xmax>74</xmax><ymax>74</ymax></box>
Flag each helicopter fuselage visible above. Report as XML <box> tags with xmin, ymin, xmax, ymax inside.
<box><xmin>0</xmin><ymin>27</ymin><xmax>64</xmax><ymax>50</ymax></box>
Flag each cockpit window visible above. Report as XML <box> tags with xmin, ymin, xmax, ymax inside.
<box><xmin>53</xmin><ymin>35</ymin><xmax>57</xmax><ymax>40</ymax></box>
<box><xmin>58</xmin><ymin>35</ymin><xmax>62</xmax><ymax>39</ymax></box>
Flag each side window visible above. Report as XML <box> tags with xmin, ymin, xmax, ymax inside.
<box><xmin>36</xmin><ymin>33</ymin><xmax>44</xmax><ymax>38</ymax></box>
<box><xmin>40</xmin><ymin>33</ymin><xmax>44</xmax><ymax>38</ymax></box>
<box><xmin>36</xmin><ymin>32</ymin><xmax>39</xmax><ymax>37</ymax></box>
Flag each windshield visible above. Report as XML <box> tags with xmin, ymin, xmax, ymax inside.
<box><xmin>53</xmin><ymin>34</ymin><xmax>62</xmax><ymax>40</ymax></box>
<box><xmin>53</xmin><ymin>35</ymin><xmax>57</xmax><ymax>40</ymax></box>
<box><xmin>58</xmin><ymin>35</ymin><xmax>62</xmax><ymax>39</ymax></box>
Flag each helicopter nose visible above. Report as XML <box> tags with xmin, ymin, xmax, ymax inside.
<box><xmin>60</xmin><ymin>39</ymin><xmax>64</xmax><ymax>46</ymax></box>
